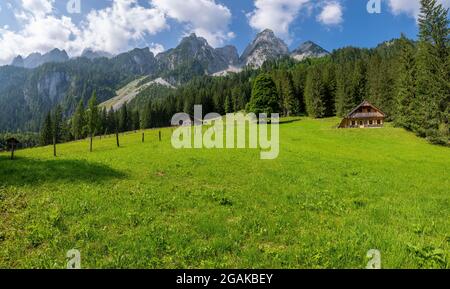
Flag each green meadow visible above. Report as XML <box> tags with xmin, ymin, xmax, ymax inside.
<box><xmin>0</xmin><ymin>118</ymin><xmax>449</xmax><ymax>268</ymax></box>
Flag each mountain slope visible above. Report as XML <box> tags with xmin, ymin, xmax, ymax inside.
<box><xmin>100</xmin><ymin>76</ymin><xmax>174</xmax><ymax>111</ymax></box>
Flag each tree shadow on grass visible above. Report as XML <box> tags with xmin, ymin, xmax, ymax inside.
<box><xmin>278</xmin><ymin>117</ymin><xmax>302</xmax><ymax>125</ymax></box>
<box><xmin>0</xmin><ymin>156</ymin><xmax>126</xmax><ymax>187</ymax></box>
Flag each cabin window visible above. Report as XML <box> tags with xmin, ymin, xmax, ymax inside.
<box><xmin>352</xmin><ymin>121</ymin><xmax>356</xmax><ymax>126</ymax></box>
<box><xmin>359</xmin><ymin>121</ymin><xmax>363</xmax><ymax>125</ymax></box>
<box><xmin>377</xmin><ymin>120</ymin><xmax>381</xmax><ymax>125</ymax></box>
<box><xmin>369</xmin><ymin>120</ymin><xmax>373</xmax><ymax>125</ymax></box>
<box><xmin>368</xmin><ymin>108</ymin><xmax>371</xmax><ymax>113</ymax></box>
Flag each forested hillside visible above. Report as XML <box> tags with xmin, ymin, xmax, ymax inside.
<box><xmin>0</xmin><ymin>48</ymin><xmax>159</xmax><ymax>132</ymax></box>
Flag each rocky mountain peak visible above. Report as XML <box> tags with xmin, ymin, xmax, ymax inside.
<box><xmin>240</xmin><ymin>29</ymin><xmax>289</xmax><ymax>68</ymax></box>
<box><xmin>11</xmin><ymin>55</ymin><xmax>25</xmax><ymax>67</ymax></box>
<box><xmin>11</xmin><ymin>48</ymin><xmax>69</xmax><ymax>69</ymax></box>
<box><xmin>215</xmin><ymin>45</ymin><xmax>239</xmax><ymax>66</ymax></box>
<box><xmin>157</xmin><ymin>33</ymin><xmax>239</xmax><ymax>75</ymax></box>
<box><xmin>291</xmin><ymin>41</ymin><xmax>329</xmax><ymax>61</ymax></box>
<box><xmin>81</xmin><ymin>48</ymin><xmax>113</xmax><ymax>60</ymax></box>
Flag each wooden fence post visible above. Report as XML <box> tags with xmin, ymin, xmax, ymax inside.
<box><xmin>11</xmin><ymin>143</ymin><xmax>15</xmax><ymax>160</ymax></box>
<box><xmin>53</xmin><ymin>136</ymin><xmax>57</xmax><ymax>157</ymax></box>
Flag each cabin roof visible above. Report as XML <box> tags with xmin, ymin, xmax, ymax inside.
<box><xmin>346</xmin><ymin>100</ymin><xmax>385</xmax><ymax>118</ymax></box>
<box><xmin>347</xmin><ymin>112</ymin><xmax>384</xmax><ymax>119</ymax></box>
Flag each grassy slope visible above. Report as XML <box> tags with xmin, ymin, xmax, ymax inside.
<box><xmin>0</xmin><ymin>118</ymin><xmax>449</xmax><ymax>268</ymax></box>
<box><xmin>99</xmin><ymin>76</ymin><xmax>147</xmax><ymax>111</ymax></box>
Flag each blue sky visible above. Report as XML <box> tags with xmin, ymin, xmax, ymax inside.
<box><xmin>0</xmin><ymin>0</ymin><xmax>448</xmax><ymax>65</ymax></box>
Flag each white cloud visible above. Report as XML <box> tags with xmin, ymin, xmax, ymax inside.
<box><xmin>0</xmin><ymin>15</ymin><xmax>80</xmax><ymax>65</ymax></box>
<box><xmin>152</xmin><ymin>0</ymin><xmax>233</xmax><ymax>47</ymax></box>
<box><xmin>21</xmin><ymin>0</ymin><xmax>53</xmax><ymax>17</ymax></box>
<box><xmin>76</xmin><ymin>0</ymin><xmax>168</xmax><ymax>55</ymax></box>
<box><xmin>248</xmin><ymin>0</ymin><xmax>311</xmax><ymax>41</ymax></box>
<box><xmin>0</xmin><ymin>0</ymin><xmax>236</xmax><ymax>65</ymax></box>
<box><xmin>317</xmin><ymin>2</ymin><xmax>343</xmax><ymax>26</ymax></box>
<box><xmin>0</xmin><ymin>0</ymin><xmax>169</xmax><ymax>65</ymax></box>
<box><xmin>386</xmin><ymin>0</ymin><xmax>450</xmax><ymax>19</ymax></box>
<box><xmin>149</xmin><ymin>43</ymin><xmax>165</xmax><ymax>55</ymax></box>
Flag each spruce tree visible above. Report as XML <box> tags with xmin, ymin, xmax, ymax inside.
<box><xmin>52</xmin><ymin>105</ymin><xmax>63</xmax><ymax>143</ymax></box>
<box><xmin>231</xmin><ymin>87</ymin><xmax>246</xmax><ymax>112</ymax></box>
<box><xmin>40</xmin><ymin>112</ymin><xmax>53</xmax><ymax>146</ymax></box>
<box><xmin>281</xmin><ymin>72</ymin><xmax>300</xmax><ymax>116</ymax></box>
<box><xmin>291</xmin><ymin>64</ymin><xmax>308</xmax><ymax>114</ymax></box>
<box><xmin>224</xmin><ymin>92</ymin><xmax>232</xmax><ymax>113</ymax></box>
<box><xmin>304</xmin><ymin>65</ymin><xmax>326</xmax><ymax>118</ymax></box>
<box><xmin>395</xmin><ymin>35</ymin><xmax>417</xmax><ymax>130</ymax></box>
<box><xmin>72</xmin><ymin>100</ymin><xmax>85</xmax><ymax>140</ymax></box>
<box><xmin>415</xmin><ymin>0</ymin><xmax>449</xmax><ymax>142</ymax></box>
<box><xmin>321</xmin><ymin>63</ymin><xmax>336</xmax><ymax>117</ymax></box>
<box><xmin>335</xmin><ymin>62</ymin><xmax>354</xmax><ymax>117</ymax></box>
<box><xmin>351</xmin><ymin>60</ymin><xmax>367</xmax><ymax>106</ymax></box>
<box><xmin>132</xmin><ymin>109</ymin><xmax>140</xmax><ymax>131</ymax></box>
<box><xmin>246</xmin><ymin>74</ymin><xmax>280</xmax><ymax>115</ymax></box>
<box><xmin>100</xmin><ymin>108</ymin><xmax>108</xmax><ymax>135</ymax></box>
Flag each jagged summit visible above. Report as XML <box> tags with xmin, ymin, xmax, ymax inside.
<box><xmin>8</xmin><ymin>30</ymin><xmax>329</xmax><ymax>74</ymax></box>
<box><xmin>157</xmin><ymin>33</ymin><xmax>239</xmax><ymax>74</ymax></box>
<box><xmin>240</xmin><ymin>29</ymin><xmax>289</xmax><ymax>68</ymax></box>
<box><xmin>291</xmin><ymin>41</ymin><xmax>329</xmax><ymax>61</ymax></box>
<box><xmin>81</xmin><ymin>49</ymin><xmax>113</xmax><ymax>60</ymax></box>
<box><xmin>11</xmin><ymin>48</ymin><xmax>69</xmax><ymax>69</ymax></box>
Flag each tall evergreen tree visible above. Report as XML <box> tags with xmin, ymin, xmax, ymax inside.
<box><xmin>72</xmin><ymin>100</ymin><xmax>85</xmax><ymax>140</ymax></box>
<box><xmin>224</xmin><ymin>92</ymin><xmax>233</xmax><ymax>113</ymax></box>
<box><xmin>291</xmin><ymin>64</ymin><xmax>308</xmax><ymax>114</ymax></box>
<box><xmin>415</xmin><ymin>0</ymin><xmax>449</xmax><ymax>142</ymax></box>
<box><xmin>100</xmin><ymin>107</ymin><xmax>108</xmax><ymax>135</ymax></box>
<box><xmin>119</xmin><ymin>103</ymin><xmax>130</xmax><ymax>132</ymax></box>
<box><xmin>321</xmin><ymin>62</ymin><xmax>336</xmax><ymax>117</ymax></box>
<box><xmin>416</xmin><ymin>0</ymin><xmax>450</xmax><ymax>143</ymax></box>
<box><xmin>231</xmin><ymin>86</ymin><xmax>246</xmax><ymax>112</ymax></box>
<box><xmin>395</xmin><ymin>35</ymin><xmax>418</xmax><ymax>130</ymax></box>
<box><xmin>52</xmin><ymin>105</ymin><xmax>63</xmax><ymax>143</ymax></box>
<box><xmin>335</xmin><ymin>62</ymin><xmax>354</xmax><ymax>117</ymax></box>
<box><xmin>351</xmin><ymin>60</ymin><xmax>367</xmax><ymax>106</ymax></box>
<box><xmin>304</xmin><ymin>65</ymin><xmax>326</xmax><ymax>118</ymax></box>
<box><xmin>367</xmin><ymin>54</ymin><xmax>395</xmax><ymax>118</ymax></box>
<box><xmin>246</xmin><ymin>74</ymin><xmax>280</xmax><ymax>115</ymax></box>
<box><xmin>40</xmin><ymin>112</ymin><xmax>53</xmax><ymax>146</ymax></box>
<box><xmin>281</xmin><ymin>72</ymin><xmax>300</xmax><ymax>116</ymax></box>
<box><xmin>131</xmin><ymin>109</ymin><xmax>140</xmax><ymax>131</ymax></box>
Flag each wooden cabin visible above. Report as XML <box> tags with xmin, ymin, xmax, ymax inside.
<box><xmin>339</xmin><ymin>100</ymin><xmax>385</xmax><ymax>128</ymax></box>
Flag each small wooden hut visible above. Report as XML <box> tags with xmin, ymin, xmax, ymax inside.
<box><xmin>339</xmin><ymin>100</ymin><xmax>386</xmax><ymax>128</ymax></box>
